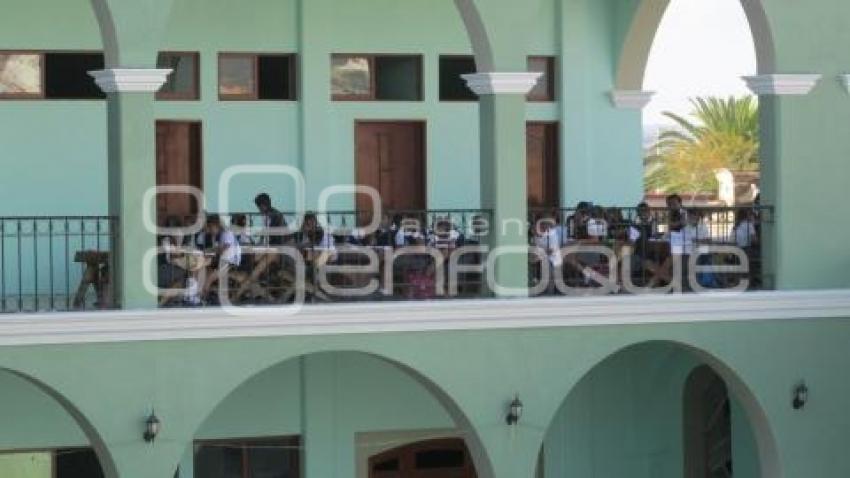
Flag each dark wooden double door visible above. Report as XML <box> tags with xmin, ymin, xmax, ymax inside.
<box><xmin>155</xmin><ymin>121</ymin><xmax>203</xmax><ymax>225</ymax></box>
<box><xmin>355</xmin><ymin>121</ymin><xmax>559</xmax><ymax>212</ymax></box>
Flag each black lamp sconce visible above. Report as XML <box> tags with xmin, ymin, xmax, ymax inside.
<box><xmin>792</xmin><ymin>382</ymin><xmax>808</xmax><ymax>410</ymax></box>
<box><xmin>143</xmin><ymin>410</ymin><xmax>161</xmax><ymax>443</ymax></box>
<box><xmin>506</xmin><ymin>395</ymin><xmax>523</xmax><ymax>425</ymax></box>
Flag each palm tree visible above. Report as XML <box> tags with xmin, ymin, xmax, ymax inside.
<box><xmin>646</xmin><ymin>96</ymin><xmax>759</xmax><ymax>194</ymax></box>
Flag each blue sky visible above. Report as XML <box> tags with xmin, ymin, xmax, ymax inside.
<box><xmin>643</xmin><ymin>0</ymin><xmax>756</xmax><ymax>129</ymax></box>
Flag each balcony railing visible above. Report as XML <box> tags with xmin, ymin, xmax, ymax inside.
<box><xmin>0</xmin><ymin>206</ymin><xmax>772</xmax><ymax>314</ymax></box>
<box><xmin>0</xmin><ymin>217</ymin><xmax>116</xmax><ymax>313</ymax></box>
<box><xmin>528</xmin><ymin>205</ymin><xmax>773</xmax><ymax>294</ymax></box>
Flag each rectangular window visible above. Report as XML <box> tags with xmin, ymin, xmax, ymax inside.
<box><xmin>218</xmin><ymin>53</ymin><xmax>296</xmax><ymax>101</ymax></box>
<box><xmin>331</xmin><ymin>54</ymin><xmax>422</xmax><ymax>101</ymax></box>
<box><xmin>0</xmin><ymin>448</ymin><xmax>104</xmax><ymax>478</ymax></box>
<box><xmin>439</xmin><ymin>55</ymin><xmax>477</xmax><ymax>101</ymax></box>
<box><xmin>157</xmin><ymin>51</ymin><xmax>199</xmax><ymax>100</ymax></box>
<box><xmin>0</xmin><ymin>51</ymin><xmax>105</xmax><ymax>99</ymax></box>
<box><xmin>0</xmin><ymin>52</ymin><xmax>43</xmax><ymax>97</ymax></box>
<box><xmin>194</xmin><ymin>437</ymin><xmax>301</xmax><ymax>478</ymax></box>
<box><xmin>527</xmin><ymin>56</ymin><xmax>555</xmax><ymax>102</ymax></box>
<box><xmin>44</xmin><ymin>52</ymin><xmax>105</xmax><ymax>99</ymax></box>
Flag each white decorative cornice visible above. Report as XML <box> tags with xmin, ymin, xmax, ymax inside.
<box><xmin>0</xmin><ymin>290</ymin><xmax>849</xmax><ymax>346</ymax></box>
<box><xmin>840</xmin><ymin>74</ymin><xmax>850</xmax><ymax>94</ymax></box>
<box><xmin>461</xmin><ymin>72</ymin><xmax>542</xmax><ymax>95</ymax></box>
<box><xmin>88</xmin><ymin>68</ymin><xmax>173</xmax><ymax>93</ymax></box>
<box><xmin>742</xmin><ymin>74</ymin><xmax>822</xmax><ymax>96</ymax></box>
<box><xmin>610</xmin><ymin>90</ymin><xmax>655</xmax><ymax>109</ymax></box>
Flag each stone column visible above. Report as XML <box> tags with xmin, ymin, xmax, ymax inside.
<box><xmin>463</xmin><ymin>72</ymin><xmax>541</xmax><ymax>297</ymax></box>
<box><xmin>89</xmin><ymin>68</ymin><xmax>172</xmax><ymax>309</ymax></box>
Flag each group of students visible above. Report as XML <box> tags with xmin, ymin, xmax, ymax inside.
<box><xmin>530</xmin><ymin>194</ymin><xmax>762</xmax><ymax>290</ymax></box>
<box><xmin>532</xmin><ymin>194</ymin><xmax>761</xmax><ymax>252</ymax></box>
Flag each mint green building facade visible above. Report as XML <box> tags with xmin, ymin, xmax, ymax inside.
<box><xmin>2</xmin><ymin>0</ymin><xmax>850</xmax><ymax>477</ymax></box>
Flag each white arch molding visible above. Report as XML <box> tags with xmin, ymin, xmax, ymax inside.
<box><xmin>613</xmin><ymin>0</ymin><xmax>777</xmax><ymax>102</ymax></box>
<box><xmin>546</xmin><ymin>340</ymin><xmax>783</xmax><ymax>478</ymax></box>
<box><xmin>1</xmin><ymin>368</ymin><xmax>119</xmax><ymax>478</ymax></box>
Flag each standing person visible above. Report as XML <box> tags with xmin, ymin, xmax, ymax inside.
<box><xmin>254</xmin><ymin>193</ymin><xmax>287</xmax><ymax>246</ymax></box>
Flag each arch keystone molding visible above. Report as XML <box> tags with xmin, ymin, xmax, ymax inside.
<box><xmin>462</xmin><ymin>72</ymin><xmax>542</xmax><ymax>95</ymax></box>
<box><xmin>742</xmin><ymin>74</ymin><xmax>822</xmax><ymax>96</ymax></box>
<box><xmin>610</xmin><ymin>90</ymin><xmax>655</xmax><ymax>109</ymax></box>
<box><xmin>88</xmin><ymin>68</ymin><xmax>173</xmax><ymax>93</ymax></box>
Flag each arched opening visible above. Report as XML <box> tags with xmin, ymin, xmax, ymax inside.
<box><xmin>539</xmin><ymin>341</ymin><xmax>780</xmax><ymax>478</ymax></box>
<box><xmin>172</xmin><ymin>351</ymin><xmax>490</xmax><ymax>478</ymax></box>
<box><xmin>617</xmin><ymin>0</ymin><xmax>775</xmax><ymax>207</ymax></box>
<box><xmin>0</xmin><ymin>368</ymin><xmax>116</xmax><ymax>478</ymax></box>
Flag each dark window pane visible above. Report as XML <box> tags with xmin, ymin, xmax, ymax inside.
<box><xmin>439</xmin><ymin>56</ymin><xmax>477</xmax><ymax>101</ymax></box>
<box><xmin>157</xmin><ymin>52</ymin><xmax>198</xmax><ymax>99</ymax></box>
<box><xmin>372</xmin><ymin>459</ymin><xmax>400</xmax><ymax>472</ymax></box>
<box><xmin>245</xmin><ymin>438</ymin><xmax>300</xmax><ymax>478</ymax></box>
<box><xmin>55</xmin><ymin>448</ymin><xmax>105</xmax><ymax>478</ymax></box>
<box><xmin>44</xmin><ymin>53</ymin><xmax>105</xmax><ymax>99</ymax></box>
<box><xmin>258</xmin><ymin>55</ymin><xmax>294</xmax><ymax>100</ymax></box>
<box><xmin>331</xmin><ymin>55</ymin><xmax>371</xmax><ymax>98</ymax></box>
<box><xmin>415</xmin><ymin>449</ymin><xmax>465</xmax><ymax>469</ymax></box>
<box><xmin>195</xmin><ymin>443</ymin><xmax>244</xmax><ymax>478</ymax></box>
<box><xmin>375</xmin><ymin>56</ymin><xmax>421</xmax><ymax>101</ymax></box>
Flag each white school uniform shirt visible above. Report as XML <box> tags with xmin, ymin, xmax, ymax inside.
<box><xmin>586</xmin><ymin>218</ymin><xmax>608</xmax><ymax>238</ymax></box>
<box><xmin>733</xmin><ymin>221</ymin><xmax>757</xmax><ymax>248</ymax></box>
<box><xmin>535</xmin><ymin>228</ymin><xmax>563</xmax><ymax>267</ymax></box>
<box><xmin>669</xmin><ymin>230</ymin><xmax>686</xmax><ymax>255</ymax></box>
<box><xmin>219</xmin><ymin>230</ymin><xmax>242</xmax><ymax>266</ymax></box>
<box><xmin>683</xmin><ymin>223</ymin><xmax>711</xmax><ymax>255</ymax></box>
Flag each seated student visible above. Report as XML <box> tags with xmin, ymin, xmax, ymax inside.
<box><xmin>231</xmin><ymin>214</ymin><xmax>255</xmax><ymax>246</ymax></box>
<box><xmin>606</xmin><ymin>208</ymin><xmax>628</xmax><ymax>242</ymax></box>
<box><xmin>532</xmin><ymin>214</ymin><xmax>562</xmax><ymax>294</ymax></box>
<box><xmin>200</xmin><ymin>214</ymin><xmax>242</xmax><ymax>301</ymax></box>
<box><xmin>157</xmin><ymin>216</ymin><xmax>193</xmax><ymax>305</ymax></box>
<box><xmin>666</xmin><ymin>193</ymin><xmax>688</xmax><ymax>224</ymax></box>
<box><xmin>254</xmin><ymin>193</ymin><xmax>287</xmax><ymax>246</ymax></box>
<box><xmin>684</xmin><ymin>209</ymin><xmax>717</xmax><ymax>288</ymax></box>
<box><xmin>585</xmin><ymin>206</ymin><xmax>609</xmax><ymax>241</ymax></box>
<box><xmin>296</xmin><ymin>213</ymin><xmax>336</xmax><ymax>250</ymax></box>
<box><xmin>429</xmin><ymin>217</ymin><xmax>461</xmax><ymax>251</ymax></box>
<box><xmin>564</xmin><ymin>201</ymin><xmax>591</xmax><ymax>241</ymax></box>
<box><xmin>395</xmin><ymin>216</ymin><xmax>424</xmax><ymax>247</ymax></box>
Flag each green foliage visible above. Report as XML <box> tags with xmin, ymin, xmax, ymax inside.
<box><xmin>645</xmin><ymin>96</ymin><xmax>759</xmax><ymax>194</ymax></box>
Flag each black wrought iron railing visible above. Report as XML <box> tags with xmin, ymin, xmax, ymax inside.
<box><xmin>0</xmin><ymin>217</ymin><xmax>116</xmax><ymax>313</ymax></box>
<box><xmin>156</xmin><ymin>209</ymin><xmax>492</xmax><ymax>307</ymax></box>
<box><xmin>0</xmin><ymin>206</ymin><xmax>774</xmax><ymax>314</ymax></box>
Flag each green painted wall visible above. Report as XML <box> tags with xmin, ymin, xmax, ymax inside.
<box><xmin>0</xmin><ymin>0</ymin><xmax>648</xmax><ymax>215</ymax></box>
<box><xmin>0</xmin><ymin>317</ymin><xmax>848</xmax><ymax>477</ymax></box>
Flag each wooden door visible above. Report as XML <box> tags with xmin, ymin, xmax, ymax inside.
<box><xmin>155</xmin><ymin>121</ymin><xmax>202</xmax><ymax>224</ymax></box>
<box><xmin>526</xmin><ymin>122</ymin><xmax>559</xmax><ymax>209</ymax></box>
<box><xmin>355</xmin><ymin>121</ymin><xmax>426</xmax><ymax>214</ymax></box>
<box><xmin>684</xmin><ymin>365</ymin><xmax>733</xmax><ymax>478</ymax></box>
<box><xmin>369</xmin><ymin>438</ymin><xmax>476</xmax><ymax>478</ymax></box>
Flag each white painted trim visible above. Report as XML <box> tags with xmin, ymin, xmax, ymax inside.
<box><xmin>0</xmin><ymin>290</ymin><xmax>849</xmax><ymax>346</ymax></box>
<box><xmin>610</xmin><ymin>90</ymin><xmax>655</xmax><ymax>109</ymax></box>
<box><xmin>461</xmin><ymin>72</ymin><xmax>542</xmax><ymax>95</ymax></box>
<box><xmin>742</xmin><ymin>74</ymin><xmax>822</xmax><ymax>96</ymax></box>
<box><xmin>88</xmin><ymin>68</ymin><xmax>173</xmax><ymax>93</ymax></box>
<box><xmin>840</xmin><ymin>74</ymin><xmax>850</xmax><ymax>94</ymax></box>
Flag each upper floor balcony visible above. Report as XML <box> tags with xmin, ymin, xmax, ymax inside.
<box><xmin>0</xmin><ymin>204</ymin><xmax>771</xmax><ymax>314</ymax></box>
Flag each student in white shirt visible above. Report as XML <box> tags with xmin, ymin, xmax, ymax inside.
<box><xmin>733</xmin><ymin>209</ymin><xmax>758</xmax><ymax>249</ymax></box>
<box><xmin>201</xmin><ymin>214</ymin><xmax>242</xmax><ymax>301</ymax></box>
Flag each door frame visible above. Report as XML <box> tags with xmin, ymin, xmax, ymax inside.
<box><xmin>353</xmin><ymin>119</ymin><xmax>428</xmax><ymax>211</ymax></box>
